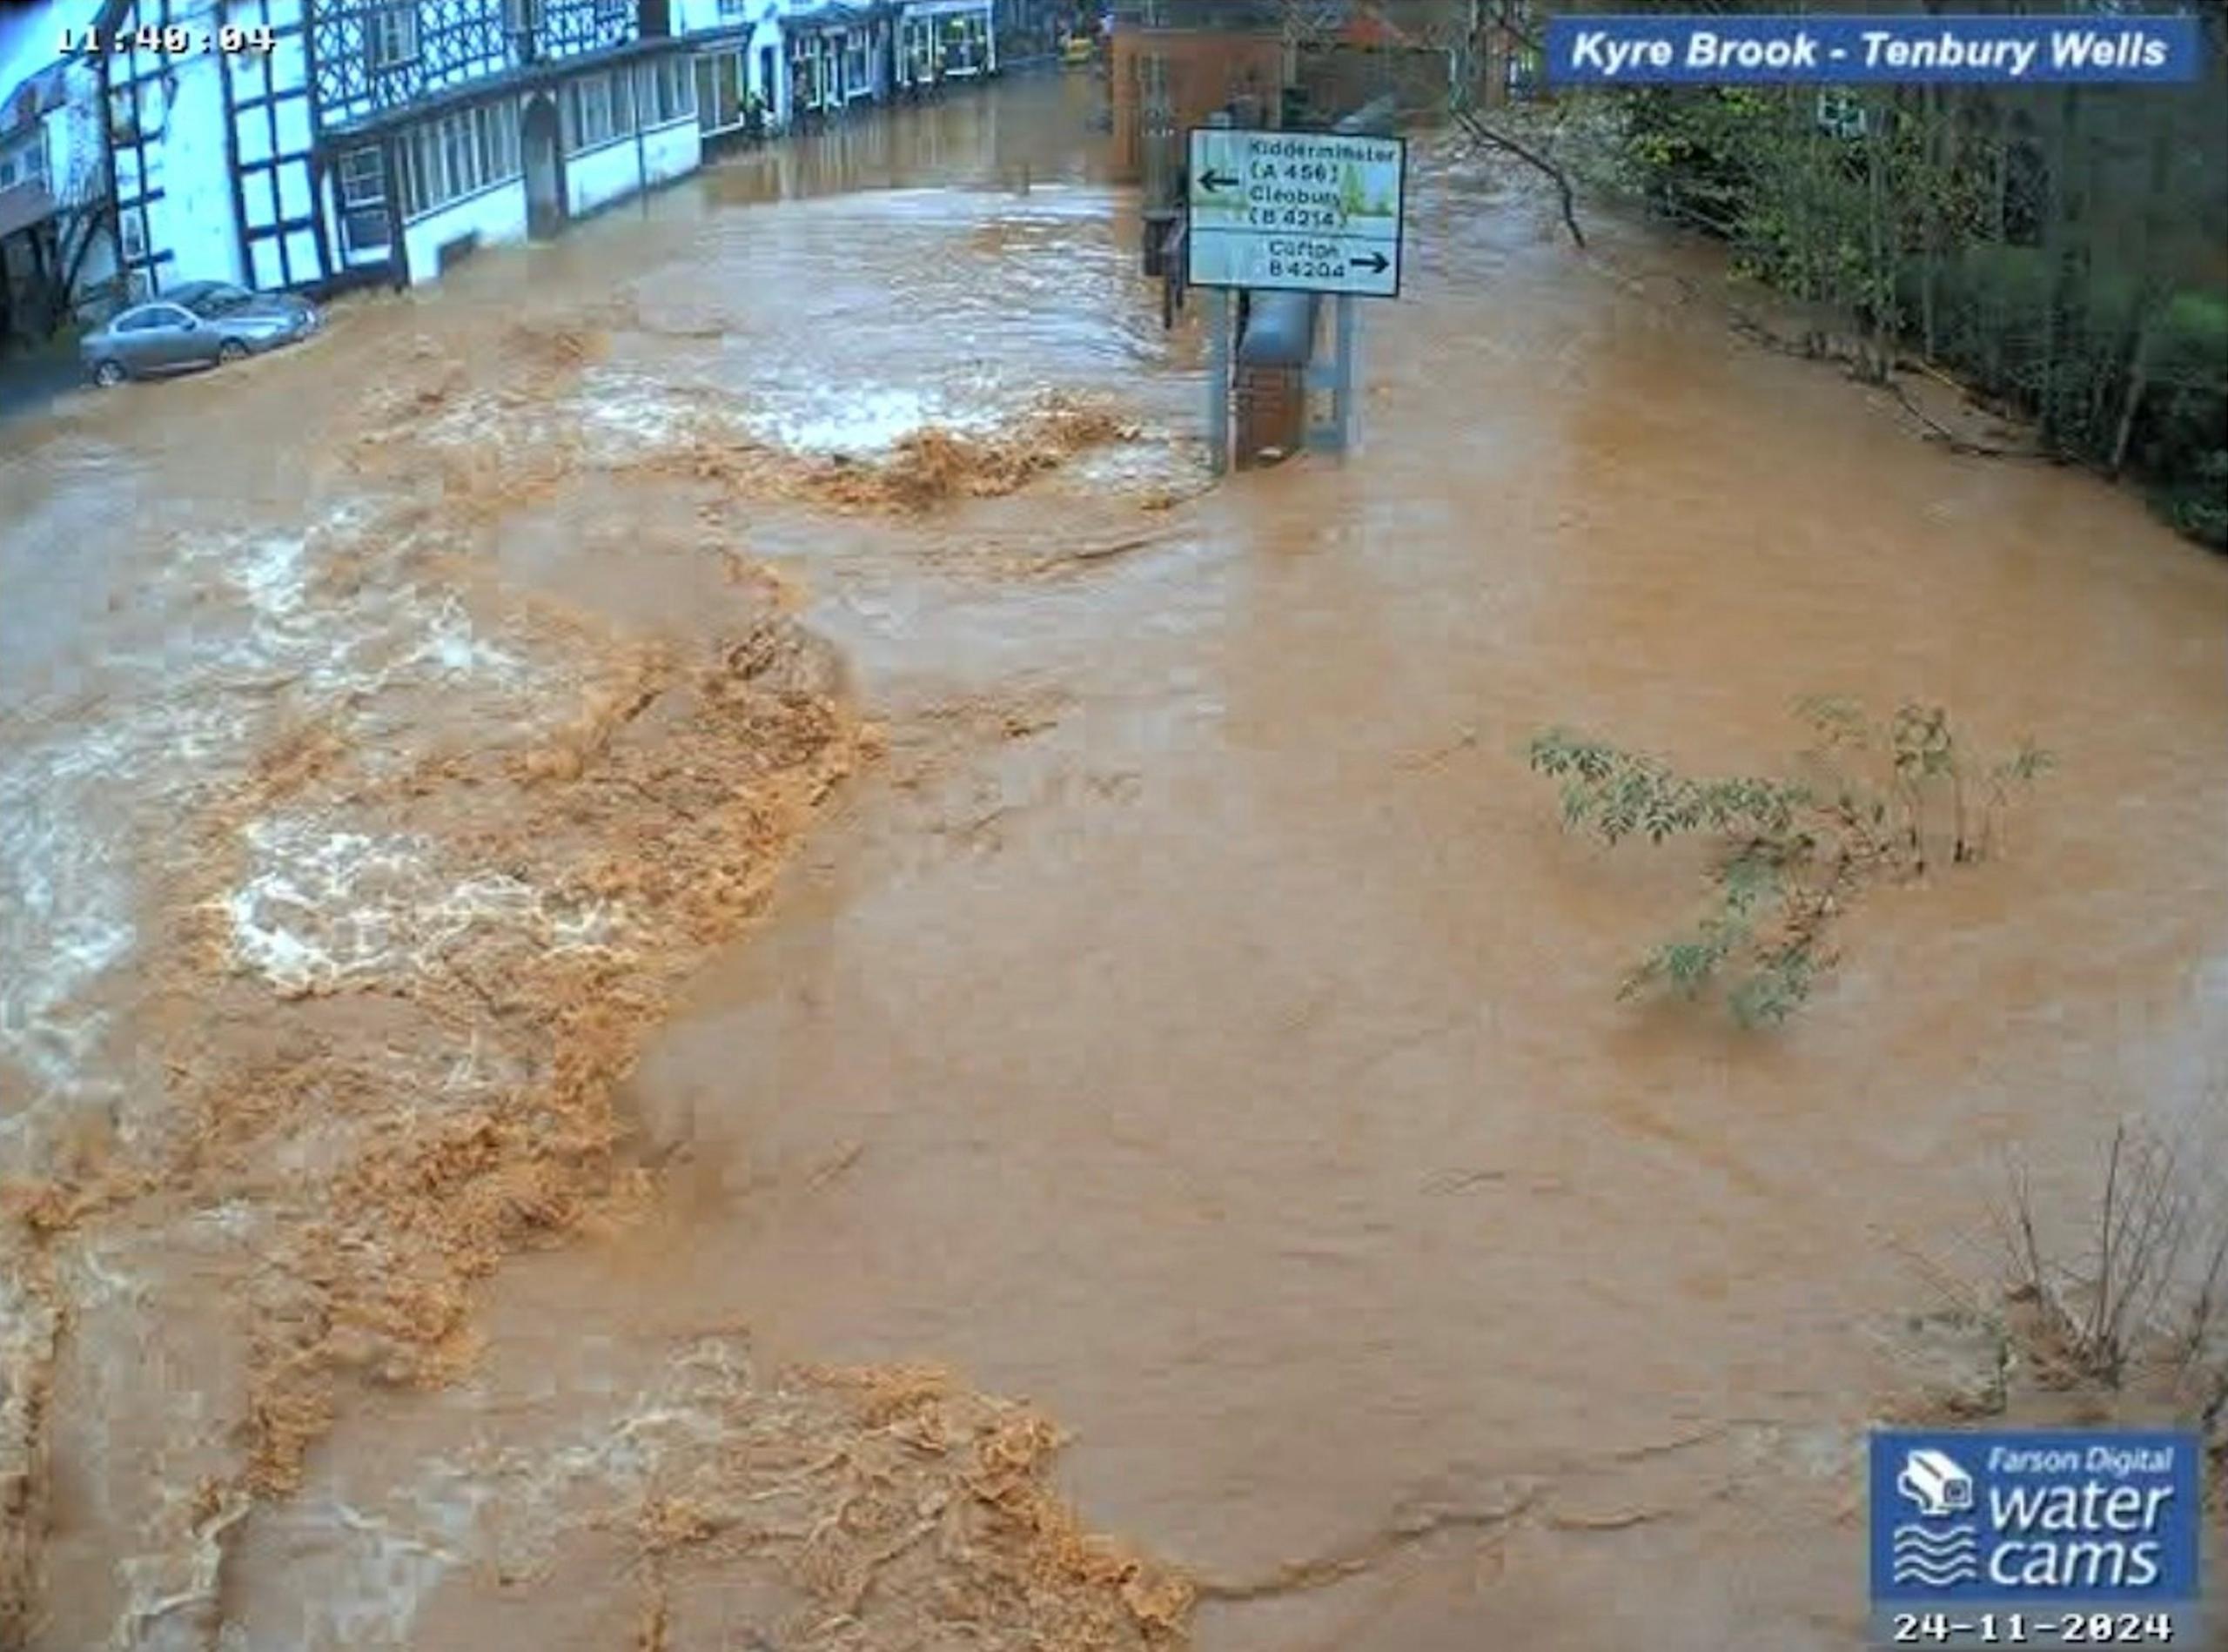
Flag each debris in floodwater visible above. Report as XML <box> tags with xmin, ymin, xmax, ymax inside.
<box><xmin>0</xmin><ymin>283</ymin><xmax>1186</xmax><ymax>1646</ymax></box>
<box><xmin>621</xmin><ymin>1353</ymin><xmax>1192</xmax><ymax>1649</ymax></box>
<box><xmin>620</xmin><ymin>388</ymin><xmax>1138</xmax><ymax>514</ymax></box>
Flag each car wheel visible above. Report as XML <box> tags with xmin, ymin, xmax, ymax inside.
<box><xmin>92</xmin><ymin>358</ymin><xmax>128</xmax><ymax>387</ymax></box>
<box><xmin>217</xmin><ymin>339</ymin><xmax>249</xmax><ymax>364</ymax></box>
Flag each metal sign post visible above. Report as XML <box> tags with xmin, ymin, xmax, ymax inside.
<box><xmin>1207</xmin><ymin>286</ymin><xmax>1232</xmax><ymax>476</ymax></box>
<box><xmin>1184</xmin><ymin>126</ymin><xmax>1406</xmax><ymax>466</ymax></box>
<box><xmin>1305</xmin><ymin>293</ymin><xmax>1359</xmax><ymax>455</ymax></box>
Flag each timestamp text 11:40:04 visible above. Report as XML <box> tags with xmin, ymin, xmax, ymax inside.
<box><xmin>60</xmin><ymin>25</ymin><xmax>278</xmax><ymax>57</ymax></box>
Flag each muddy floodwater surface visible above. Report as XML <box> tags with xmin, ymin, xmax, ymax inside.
<box><xmin>3</xmin><ymin>74</ymin><xmax>2225</xmax><ymax>1652</ymax></box>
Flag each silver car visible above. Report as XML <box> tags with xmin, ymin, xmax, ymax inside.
<box><xmin>82</xmin><ymin>280</ymin><xmax>321</xmax><ymax>386</ymax></box>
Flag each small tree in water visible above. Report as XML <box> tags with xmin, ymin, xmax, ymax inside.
<box><xmin>1527</xmin><ymin>700</ymin><xmax>2050</xmax><ymax>1027</ymax></box>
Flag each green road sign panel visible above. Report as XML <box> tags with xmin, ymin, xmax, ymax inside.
<box><xmin>1184</xmin><ymin>128</ymin><xmax>1408</xmax><ymax>299</ymax></box>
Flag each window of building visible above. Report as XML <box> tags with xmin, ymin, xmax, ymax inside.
<box><xmin>474</xmin><ymin>104</ymin><xmax>520</xmax><ymax>181</ymax></box>
<box><xmin>401</xmin><ymin>105</ymin><xmax>519</xmax><ymax>217</ymax></box>
<box><xmin>0</xmin><ymin>158</ymin><xmax>14</xmax><ymax>189</ymax></box>
<box><xmin>566</xmin><ymin>73</ymin><xmax>627</xmax><ymax>151</ymax></box>
<box><xmin>943</xmin><ymin>13</ymin><xmax>989</xmax><ymax>75</ymax></box>
<box><xmin>1815</xmin><ymin>89</ymin><xmax>1869</xmax><ymax>141</ymax></box>
<box><xmin>368</xmin><ymin>5</ymin><xmax>419</xmax><ymax>71</ymax></box>
<box><xmin>641</xmin><ymin>56</ymin><xmax>692</xmax><ymax>125</ymax></box>
<box><xmin>717</xmin><ymin>52</ymin><xmax>741</xmax><ymax>128</ymax></box>
<box><xmin>692</xmin><ymin>57</ymin><xmax>716</xmax><ymax>131</ymax></box>
<box><xmin>441</xmin><ymin>111</ymin><xmax>472</xmax><ymax>198</ymax></box>
<box><xmin>843</xmin><ymin>34</ymin><xmax>869</xmax><ymax>94</ymax></box>
<box><xmin>338</xmin><ymin>146</ymin><xmax>385</xmax><ymax>206</ymax></box>
<box><xmin>337</xmin><ymin>145</ymin><xmax>389</xmax><ymax>251</ymax></box>
<box><xmin>902</xmin><ymin>19</ymin><xmax>934</xmax><ymax>82</ymax></box>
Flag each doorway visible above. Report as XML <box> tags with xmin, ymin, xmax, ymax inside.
<box><xmin>521</xmin><ymin>93</ymin><xmax>565</xmax><ymax>239</ymax></box>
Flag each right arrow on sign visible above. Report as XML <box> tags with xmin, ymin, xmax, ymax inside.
<box><xmin>1350</xmin><ymin>252</ymin><xmax>1390</xmax><ymax>275</ymax></box>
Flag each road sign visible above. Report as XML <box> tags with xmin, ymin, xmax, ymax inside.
<box><xmin>1184</xmin><ymin>127</ymin><xmax>1407</xmax><ymax>299</ymax></box>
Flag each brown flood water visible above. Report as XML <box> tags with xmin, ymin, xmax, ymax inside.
<box><xmin>3</xmin><ymin>72</ymin><xmax>2225</xmax><ymax>1652</ymax></box>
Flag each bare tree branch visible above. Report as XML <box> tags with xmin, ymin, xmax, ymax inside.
<box><xmin>1453</xmin><ymin>108</ymin><xmax>1587</xmax><ymax>249</ymax></box>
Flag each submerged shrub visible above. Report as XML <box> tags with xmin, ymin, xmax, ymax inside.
<box><xmin>1528</xmin><ymin>699</ymin><xmax>2050</xmax><ymax>1026</ymax></box>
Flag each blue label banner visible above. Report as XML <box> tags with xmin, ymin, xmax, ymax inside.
<box><xmin>1547</xmin><ymin>14</ymin><xmax>2204</xmax><ymax>85</ymax></box>
<box><xmin>1869</xmin><ymin>1429</ymin><xmax>2204</xmax><ymax>1649</ymax></box>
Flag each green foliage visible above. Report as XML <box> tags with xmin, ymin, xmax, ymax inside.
<box><xmin>1603</xmin><ymin>37</ymin><xmax>2228</xmax><ymax>548</ymax></box>
<box><xmin>1528</xmin><ymin>701</ymin><xmax>2051</xmax><ymax>1027</ymax></box>
<box><xmin>2151</xmin><ymin>450</ymin><xmax>2228</xmax><ymax>549</ymax></box>
<box><xmin>1527</xmin><ymin>731</ymin><xmax>1808</xmax><ymax>845</ymax></box>
<box><xmin>2156</xmin><ymin>291</ymin><xmax>2228</xmax><ymax>383</ymax></box>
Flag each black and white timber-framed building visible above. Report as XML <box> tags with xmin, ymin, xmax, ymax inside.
<box><xmin>95</xmin><ymin>0</ymin><xmax>703</xmax><ymax>298</ymax></box>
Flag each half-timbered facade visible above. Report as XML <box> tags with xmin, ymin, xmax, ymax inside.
<box><xmin>1</xmin><ymin>50</ymin><xmax>120</xmax><ymax>339</ymax></box>
<box><xmin>96</xmin><ymin>0</ymin><xmax>702</xmax><ymax>297</ymax></box>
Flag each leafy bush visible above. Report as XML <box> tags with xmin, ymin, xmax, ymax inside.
<box><xmin>1528</xmin><ymin>700</ymin><xmax>2050</xmax><ymax>1026</ymax></box>
<box><xmin>1602</xmin><ymin>58</ymin><xmax>2228</xmax><ymax>548</ymax></box>
<box><xmin>2151</xmin><ymin>449</ymin><xmax>2228</xmax><ymax>549</ymax></box>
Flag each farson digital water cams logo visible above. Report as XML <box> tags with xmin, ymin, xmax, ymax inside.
<box><xmin>1869</xmin><ymin>1429</ymin><xmax>2202</xmax><ymax>1648</ymax></box>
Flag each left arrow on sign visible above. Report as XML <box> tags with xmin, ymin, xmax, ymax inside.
<box><xmin>1197</xmin><ymin>169</ymin><xmax>1238</xmax><ymax>192</ymax></box>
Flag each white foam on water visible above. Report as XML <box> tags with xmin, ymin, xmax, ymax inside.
<box><xmin>744</xmin><ymin>383</ymin><xmax>997</xmax><ymax>456</ymax></box>
<box><xmin>223</xmin><ymin>816</ymin><xmax>627</xmax><ymax>997</ymax></box>
<box><xmin>231</xmin><ymin>531</ymin><xmax>310</xmax><ymax>623</ymax></box>
<box><xmin>574</xmin><ymin>372</ymin><xmax>694</xmax><ymax>458</ymax></box>
<box><xmin>0</xmin><ymin>699</ymin><xmax>244</xmax><ymax>1164</ymax></box>
<box><xmin>232</xmin><ymin>1340</ymin><xmax>754</xmax><ymax>1649</ymax></box>
<box><xmin>1</xmin><ymin>514</ymin><xmax>557</xmax><ymax>1172</ymax></box>
<box><xmin>410</xmin><ymin>593</ymin><xmax>524</xmax><ymax>680</ymax></box>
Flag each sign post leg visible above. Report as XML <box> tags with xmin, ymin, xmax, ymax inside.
<box><xmin>1333</xmin><ymin>293</ymin><xmax>1359</xmax><ymax>454</ymax></box>
<box><xmin>1207</xmin><ymin>288</ymin><xmax>1231</xmax><ymax>477</ymax></box>
<box><xmin>1305</xmin><ymin>295</ymin><xmax>1359</xmax><ymax>457</ymax></box>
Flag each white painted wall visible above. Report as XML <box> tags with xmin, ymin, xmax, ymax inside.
<box><xmin>564</xmin><ymin>138</ymin><xmax>641</xmax><ymax>218</ymax></box>
<box><xmin>747</xmin><ymin>18</ymin><xmax>788</xmax><ymax>124</ymax></box>
<box><xmin>72</xmin><ymin>212</ymin><xmax>117</xmax><ymax>299</ymax></box>
<box><xmin>641</xmin><ymin>117</ymin><xmax>701</xmax><ymax>187</ymax></box>
<box><xmin>147</xmin><ymin>56</ymin><xmax>245</xmax><ymax>288</ymax></box>
<box><xmin>399</xmin><ymin>177</ymin><xmax>527</xmax><ymax>286</ymax></box>
<box><xmin>669</xmin><ymin>0</ymin><xmax>789</xmax><ymax>129</ymax></box>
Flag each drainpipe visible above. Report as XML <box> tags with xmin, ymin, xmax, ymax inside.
<box><xmin>634</xmin><ymin>56</ymin><xmax>651</xmax><ymax>216</ymax></box>
<box><xmin>382</xmin><ymin>131</ymin><xmax>411</xmax><ymax>289</ymax></box>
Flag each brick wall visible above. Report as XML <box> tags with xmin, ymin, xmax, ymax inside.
<box><xmin>1108</xmin><ymin>29</ymin><xmax>1288</xmax><ymax>185</ymax></box>
<box><xmin>1233</xmin><ymin>362</ymin><xmax>1305</xmax><ymax>464</ymax></box>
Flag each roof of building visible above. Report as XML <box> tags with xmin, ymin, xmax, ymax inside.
<box><xmin>785</xmin><ymin>3</ymin><xmax>888</xmax><ymax>33</ymax></box>
<box><xmin>0</xmin><ymin>59</ymin><xmax>70</xmax><ymax>140</ymax></box>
